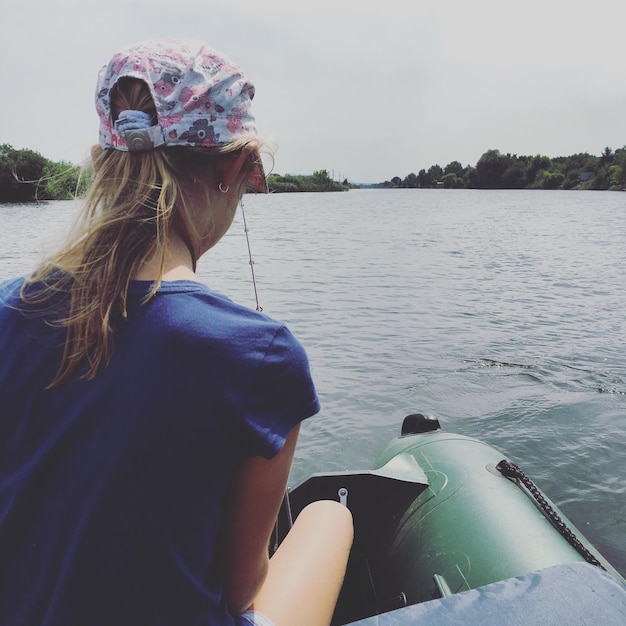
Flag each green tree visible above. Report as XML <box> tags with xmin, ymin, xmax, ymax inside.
<box><xmin>524</xmin><ymin>155</ymin><xmax>552</xmax><ymax>187</ymax></box>
<box><xmin>444</xmin><ymin>161</ymin><xmax>465</xmax><ymax>177</ymax></box>
<box><xmin>612</xmin><ymin>147</ymin><xmax>626</xmax><ymax>188</ymax></box>
<box><xmin>464</xmin><ymin>166</ymin><xmax>478</xmax><ymax>188</ymax></box>
<box><xmin>475</xmin><ymin>149</ymin><xmax>512</xmax><ymax>188</ymax></box>
<box><xmin>588</xmin><ymin>165</ymin><xmax>611</xmax><ymax>190</ymax></box>
<box><xmin>599</xmin><ymin>146</ymin><xmax>613</xmax><ymax>165</ymax></box>
<box><xmin>533</xmin><ymin>170</ymin><xmax>564</xmax><ymax>190</ymax></box>
<box><xmin>559</xmin><ymin>153</ymin><xmax>597</xmax><ymax>189</ymax></box>
<box><xmin>441</xmin><ymin>173</ymin><xmax>463</xmax><ymax>188</ymax></box>
<box><xmin>501</xmin><ymin>164</ymin><xmax>527</xmax><ymax>189</ymax></box>
<box><xmin>403</xmin><ymin>172</ymin><xmax>419</xmax><ymax>188</ymax></box>
<box><xmin>424</xmin><ymin>164</ymin><xmax>443</xmax><ymax>187</ymax></box>
<box><xmin>0</xmin><ymin>144</ymin><xmax>48</xmax><ymax>202</ymax></box>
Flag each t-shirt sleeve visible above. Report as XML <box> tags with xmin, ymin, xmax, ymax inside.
<box><xmin>242</xmin><ymin>325</ymin><xmax>320</xmax><ymax>459</ymax></box>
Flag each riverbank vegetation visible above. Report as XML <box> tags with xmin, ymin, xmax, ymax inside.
<box><xmin>0</xmin><ymin>144</ymin><xmax>93</xmax><ymax>203</ymax></box>
<box><xmin>267</xmin><ymin>170</ymin><xmax>353</xmax><ymax>192</ymax></box>
<box><xmin>4</xmin><ymin>143</ymin><xmax>626</xmax><ymax>203</ymax></box>
<box><xmin>377</xmin><ymin>146</ymin><xmax>626</xmax><ymax>191</ymax></box>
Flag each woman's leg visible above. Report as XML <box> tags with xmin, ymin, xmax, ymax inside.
<box><xmin>250</xmin><ymin>500</ymin><xmax>353</xmax><ymax>626</ymax></box>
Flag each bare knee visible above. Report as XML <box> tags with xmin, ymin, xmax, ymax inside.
<box><xmin>296</xmin><ymin>500</ymin><xmax>354</xmax><ymax>543</ymax></box>
<box><xmin>299</xmin><ymin>499</ymin><xmax>353</xmax><ymax>523</ymax></box>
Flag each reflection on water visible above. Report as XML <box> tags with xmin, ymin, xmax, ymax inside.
<box><xmin>1</xmin><ymin>189</ymin><xmax>625</xmax><ymax>575</ymax></box>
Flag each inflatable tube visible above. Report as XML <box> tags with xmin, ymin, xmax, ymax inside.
<box><xmin>366</xmin><ymin>429</ymin><xmax>622</xmax><ymax>607</ymax></box>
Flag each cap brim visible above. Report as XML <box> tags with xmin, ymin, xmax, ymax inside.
<box><xmin>247</xmin><ymin>160</ymin><xmax>268</xmax><ymax>193</ymax></box>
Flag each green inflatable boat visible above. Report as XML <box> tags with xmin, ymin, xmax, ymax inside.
<box><xmin>276</xmin><ymin>414</ymin><xmax>626</xmax><ymax>625</ymax></box>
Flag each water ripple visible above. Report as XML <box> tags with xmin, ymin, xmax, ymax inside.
<box><xmin>3</xmin><ymin>191</ymin><xmax>625</xmax><ymax>576</ymax></box>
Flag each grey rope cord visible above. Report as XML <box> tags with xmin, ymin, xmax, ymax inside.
<box><xmin>496</xmin><ymin>459</ymin><xmax>606</xmax><ymax>570</ymax></box>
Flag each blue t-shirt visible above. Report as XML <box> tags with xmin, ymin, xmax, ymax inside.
<box><xmin>0</xmin><ymin>278</ymin><xmax>319</xmax><ymax>626</ymax></box>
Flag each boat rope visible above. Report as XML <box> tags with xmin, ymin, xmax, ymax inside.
<box><xmin>496</xmin><ymin>459</ymin><xmax>606</xmax><ymax>571</ymax></box>
<box><xmin>240</xmin><ymin>199</ymin><xmax>262</xmax><ymax>312</ymax></box>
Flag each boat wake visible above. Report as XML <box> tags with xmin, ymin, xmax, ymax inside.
<box><xmin>463</xmin><ymin>358</ymin><xmax>626</xmax><ymax>395</ymax></box>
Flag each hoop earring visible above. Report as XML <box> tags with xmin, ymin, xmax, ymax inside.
<box><xmin>219</xmin><ymin>182</ymin><xmax>230</xmax><ymax>194</ymax></box>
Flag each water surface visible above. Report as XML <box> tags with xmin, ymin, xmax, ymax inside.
<box><xmin>1</xmin><ymin>189</ymin><xmax>624</xmax><ymax>575</ymax></box>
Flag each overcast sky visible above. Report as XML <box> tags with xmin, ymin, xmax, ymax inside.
<box><xmin>2</xmin><ymin>0</ymin><xmax>624</xmax><ymax>183</ymax></box>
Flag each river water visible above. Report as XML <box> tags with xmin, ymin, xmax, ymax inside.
<box><xmin>1</xmin><ymin>189</ymin><xmax>625</xmax><ymax>576</ymax></box>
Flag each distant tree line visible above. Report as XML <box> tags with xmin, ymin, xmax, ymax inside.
<box><xmin>378</xmin><ymin>146</ymin><xmax>626</xmax><ymax>191</ymax></box>
<box><xmin>0</xmin><ymin>144</ymin><xmax>93</xmax><ymax>203</ymax></box>
<box><xmin>6</xmin><ymin>142</ymin><xmax>625</xmax><ymax>203</ymax></box>
<box><xmin>267</xmin><ymin>169</ymin><xmax>353</xmax><ymax>193</ymax></box>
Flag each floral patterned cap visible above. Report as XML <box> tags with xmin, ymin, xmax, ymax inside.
<box><xmin>95</xmin><ymin>38</ymin><xmax>267</xmax><ymax>192</ymax></box>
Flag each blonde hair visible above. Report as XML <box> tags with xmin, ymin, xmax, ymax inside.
<box><xmin>22</xmin><ymin>78</ymin><xmax>262</xmax><ymax>388</ymax></box>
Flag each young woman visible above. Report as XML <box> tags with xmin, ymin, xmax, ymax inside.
<box><xmin>0</xmin><ymin>39</ymin><xmax>353</xmax><ymax>626</ymax></box>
